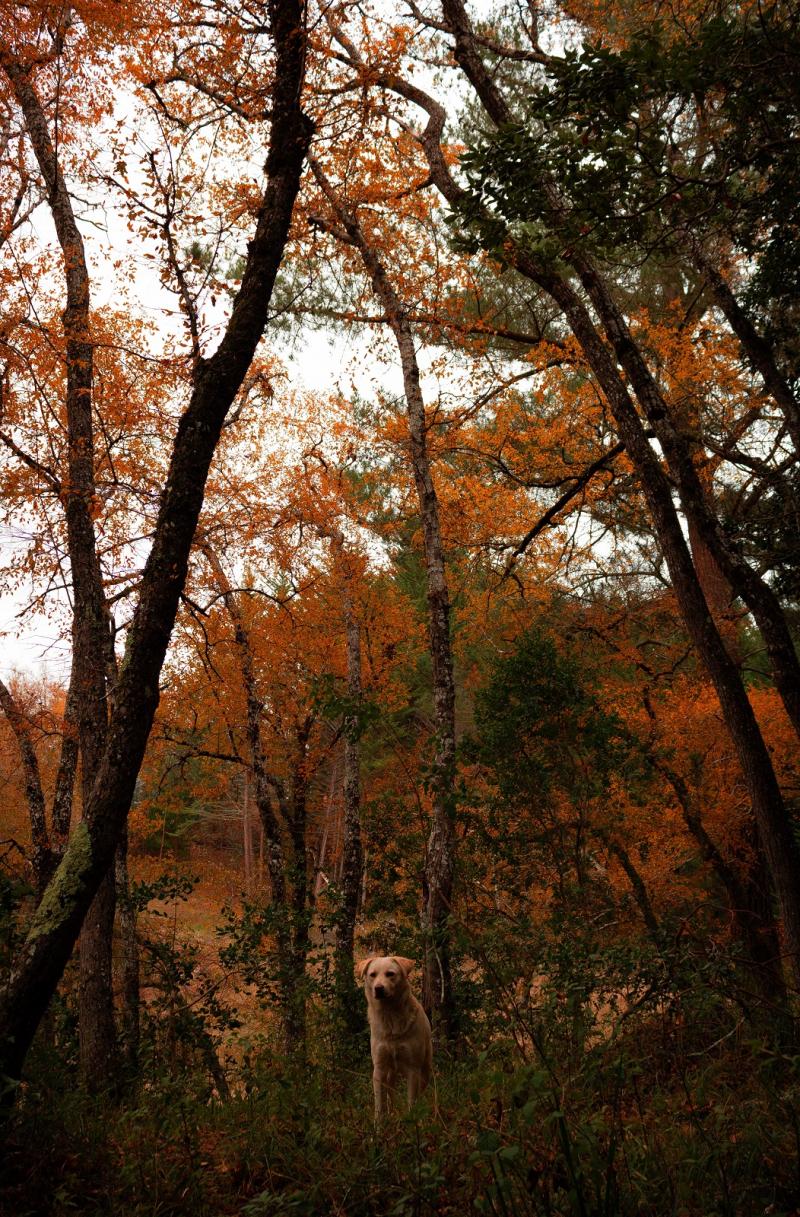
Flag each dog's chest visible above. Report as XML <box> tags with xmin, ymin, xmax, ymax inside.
<box><xmin>369</xmin><ymin>1005</ymin><xmax>419</xmax><ymax>1074</ymax></box>
<box><xmin>372</xmin><ymin>1028</ymin><xmax>417</xmax><ymax>1075</ymax></box>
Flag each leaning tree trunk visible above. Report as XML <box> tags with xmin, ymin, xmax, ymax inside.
<box><xmin>437</xmin><ymin>0</ymin><xmax>800</xmax><ymax>991</ymax></box>
<box><xmin>640</xmin><ymin>683</ymin><xmax>787</xmax><ymax>1012</ymax></box>
<box><xmin>661</xmin><ymin>761</ymin><xmax>788</xmax><ymax>1015</ymax></box>
<box><xmin>537</xmin><ymin>264</ymin><xmax>800</xmax><ymax>992</ymax></box>
<box><xmin>441</xmin><ymin>0</ymin><xmax>800</xmax><ymax>742</ymax></box>
<box><xmin>0</xmin><ymin>0</ymin><xmax>312</xmax><ymax>1097</ymax></box>
<box><xmin>571</xmin><ymin>251</ymin><xmax>800</xmax><ymax>746</ymax></box>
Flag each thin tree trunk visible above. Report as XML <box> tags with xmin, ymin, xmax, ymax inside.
<box><xmin>540</xmin><ymin>266</ymin><xmax>800</xmax><ymax>990</ymax></box>
<box><xmin>288</xmin><ymin>740</ymin><xmax>311</xmax><ymax>1057</ymax></box>
<box><xmin>571</xmin><ymin>251</ymin><xmax>800</xmax><ymax>744</ymax></box>
<box><xmin>50</xmin><ymin>676</ymin><xmax>80</xmax><ymax>863</ymax></box>
<box><xmin>650</xmin><ymin>748</ymin><xmax>788</xmax><ymax>1012</ymax></box>
<box><xmin>440</xmin><ymin>0</ymin><xmax>800</xmax><ymax>748</ymax></box>
<box><xmin>691</xmin><ymin>243</ymin><xmax>800</xmax><ymax>455</ymax></box>
<box><xmin>334</xmin><ymin>594</ymin><xmax>364</xmax><ymax>1034</ymax></box>
<box><xmin>243</xmin><ymin>770</ymin><xmax>254</xmax><ymax>894</ymax></box>
<box><xmin>200</xmin><ymin>542</ymin><xmax>297</xmax><ymax>1049</ymax></box>
<box><xmin>309</xmin><ymin>160</ymin><xmax>458</xmax><ymax>1037</ymax></box>
<box><xmin>0</xmin><ymin>678</ymin><xmax>51</xmax><ymax>892</ymax></box>
<box><xmin>607</xmin><ymin>840</ymin><xmax>660</xmax><ymax>939</ymax></box>
<box><xmin>1</xmin><ymin>52</ymin><xmax>119</xmax><ymax>1085</ymax></box>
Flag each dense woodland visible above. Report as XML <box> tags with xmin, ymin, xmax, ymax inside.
<box><xmin>0</xmin><ymin>0</ymin><xmax>799</xmax><ymax>1212</ymax></box>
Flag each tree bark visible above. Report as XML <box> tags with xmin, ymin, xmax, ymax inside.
<box><xmin>639</xmin><ymin>685</ymin><xmax>787</xmax><ymax>1008</ymax></box>
<box><xmin>115</xmin><ymin>825</ymin><xmax>140</xmax><ymax>1076</ymax></box>
<box><xmin>50</xmin><ymin>677</ymin><xmax>80</xmax><ymax>860</ymax></box>
<box><xmin>664</xmin><ymin>764</ymin><xmax>787</xmax><ymax>1012</ymax></box>
<box><xmin>0</xmin><ymin>0</ymin><xmax>312</xmax><ymax>1095</ymax></box>
<box><xmin>286</xmin><ymin>722</ymin><xmax>313</xmax><ymax>1057</ymax></box>
<box><xmin>243</xmin><ymin>771</ymin><xmax>254</xmax><ymax>894</ymax></box>
<box><xmin>334</xmin><ymin>591</ymin><xmax>364</xmax><ymax>1034</ymax></box>
<box><xmin>607</xmin><ymin>840</ymin><xmax>660</xmax><ymax>939</ymax></box>
<box><xmin>536</xmin><ymin>265</ymin><xmax>800</xmax><ymax>991</ymax></box>
<box><xmin>440</xmin><ymin>0</ymin><xmax>800</xmax><ymax>747</ymax></box>
<box><xmin>77</xmin><ymin>868</ymin><xmax>117</xmax><ymax>1088</ymax></box>
<box><xmin>571</xmin><ymin>252</ymin><xmax>800</xmax><ymax>745</ymax></box>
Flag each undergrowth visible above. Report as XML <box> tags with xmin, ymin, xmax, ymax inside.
<box><xmin>3</xmin><ymin>870</ymin><xmax>799</xmax><ymax>1215</ymax></box>
<box><xmin>3</xmin><ymin>1013</ymin><xmax>800</xmax><ymax>1217</ymax></box>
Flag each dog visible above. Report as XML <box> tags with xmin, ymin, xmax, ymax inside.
<box><xmin>356</xmin><ymin>955</ymin><xmax>433</xmax><ymax>1120</ymax></box>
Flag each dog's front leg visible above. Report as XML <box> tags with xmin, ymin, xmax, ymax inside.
<box><xmin>373</xmin><ymin>1068</ymin><xmax>390</xmax><ymax>1122</ymax></box>
<box><xmin>406</xmin><ymin>1068</ymin><xmax>426</xmax><ymax>1109</ymax></box>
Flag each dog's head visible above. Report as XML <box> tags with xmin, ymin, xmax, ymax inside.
<box><xmin>356</xmin><ymin>955</ymin><xmax>415</xmax><ymax>1004</ymax></box>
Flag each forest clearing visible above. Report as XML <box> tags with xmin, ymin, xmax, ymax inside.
<box><xmin>1</xmin><ymin>0</ymin><xmax>799</xmax><ymax>1212</ymax></box>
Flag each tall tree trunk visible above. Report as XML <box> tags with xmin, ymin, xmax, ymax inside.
<box><xmin>50</xmin><ymin>677</ymin><xmax>80</xmax><ymax>865</ymax></box>
<box><xmin>571</xmin><ymin>252</ymin><xmax>800</xmax><ymax>744</ymax></box>
<box><xmin>2</xmin><ymin>52</ymin><xmax>118</xmax><ymax>1085</ymax></box>
<box><xmin>243</xmin><ymin>770</ymin><xmax>254</xmax><ymax>894</ymax></box>
<box><xmin>78</xmin><ymin>868</ymin><xmax>117</xmax><ymax>1089</ymax></box>
<box><xmin>440</xmin><ymin>0</ymin><xmax>800</xmax><ymax>746</ymax></box>
<box><xmin>307</xmin><ymin>527</ymin><xmax>365</xmax><ymax>1032</ymax></box>
<box><xmin>287</xmin><ymin>727</ymin><xmax>312</xmax><ymax>1057</ymax></box>
<box><xmin>309</xmin><ymin>160</ymin><xmax>458</xmax><ymax>1037</ymax></box>
<box><xmin>537</xmin><ymin>265</ymin><xmax>800</xmax><ymax>991</ymax></box>
<box><xmin>334</xmin><ymin>593</ymin><xmax>364</xmax><ymax>1035</ymax></box>
<box><xmin>0</xmin><ymin>0</ymin><xmax>312</xmax><ymax>1096</ymax></box>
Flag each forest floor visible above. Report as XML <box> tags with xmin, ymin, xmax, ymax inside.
<box><xmin>4</xmin><ymin>832</ymin><xmax>800</xmax><ymax>1215</ymax></box>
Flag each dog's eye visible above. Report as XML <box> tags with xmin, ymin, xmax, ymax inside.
<box><xmin>386</xmin><ymin>971</ymin><xmax>396</xmax><ymax>977</ymax></box>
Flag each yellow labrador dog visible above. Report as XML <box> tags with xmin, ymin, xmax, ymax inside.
<box><xmin>356</xmin><ymin>955</ymin><xmax>432</xmax><ymax>1119</ymax></box>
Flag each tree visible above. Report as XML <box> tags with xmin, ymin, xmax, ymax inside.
<box><xmin>0</xmin><ymin>0</ymin><xmax>312</xmax><ymax>1097</ymax></box>
<box><xmin>397</xmin><ymin>0</ymin><xmax>800</xmax><ymax>991</ymax></box>
<box><xmin>306</xmin><ymin>156</ymin><xmax>459</xmax><ymax>1034</ymax></box>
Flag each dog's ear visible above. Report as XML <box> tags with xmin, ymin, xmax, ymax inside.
<box><xmin>392</xmin><ymin>957</ymin><xmax>415</xmax><ymax>976</ymax></box>
<box><xmin>355</xmin><ymin>956</ymin><xmax>376</xmax><ymax>980</ymax></box>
